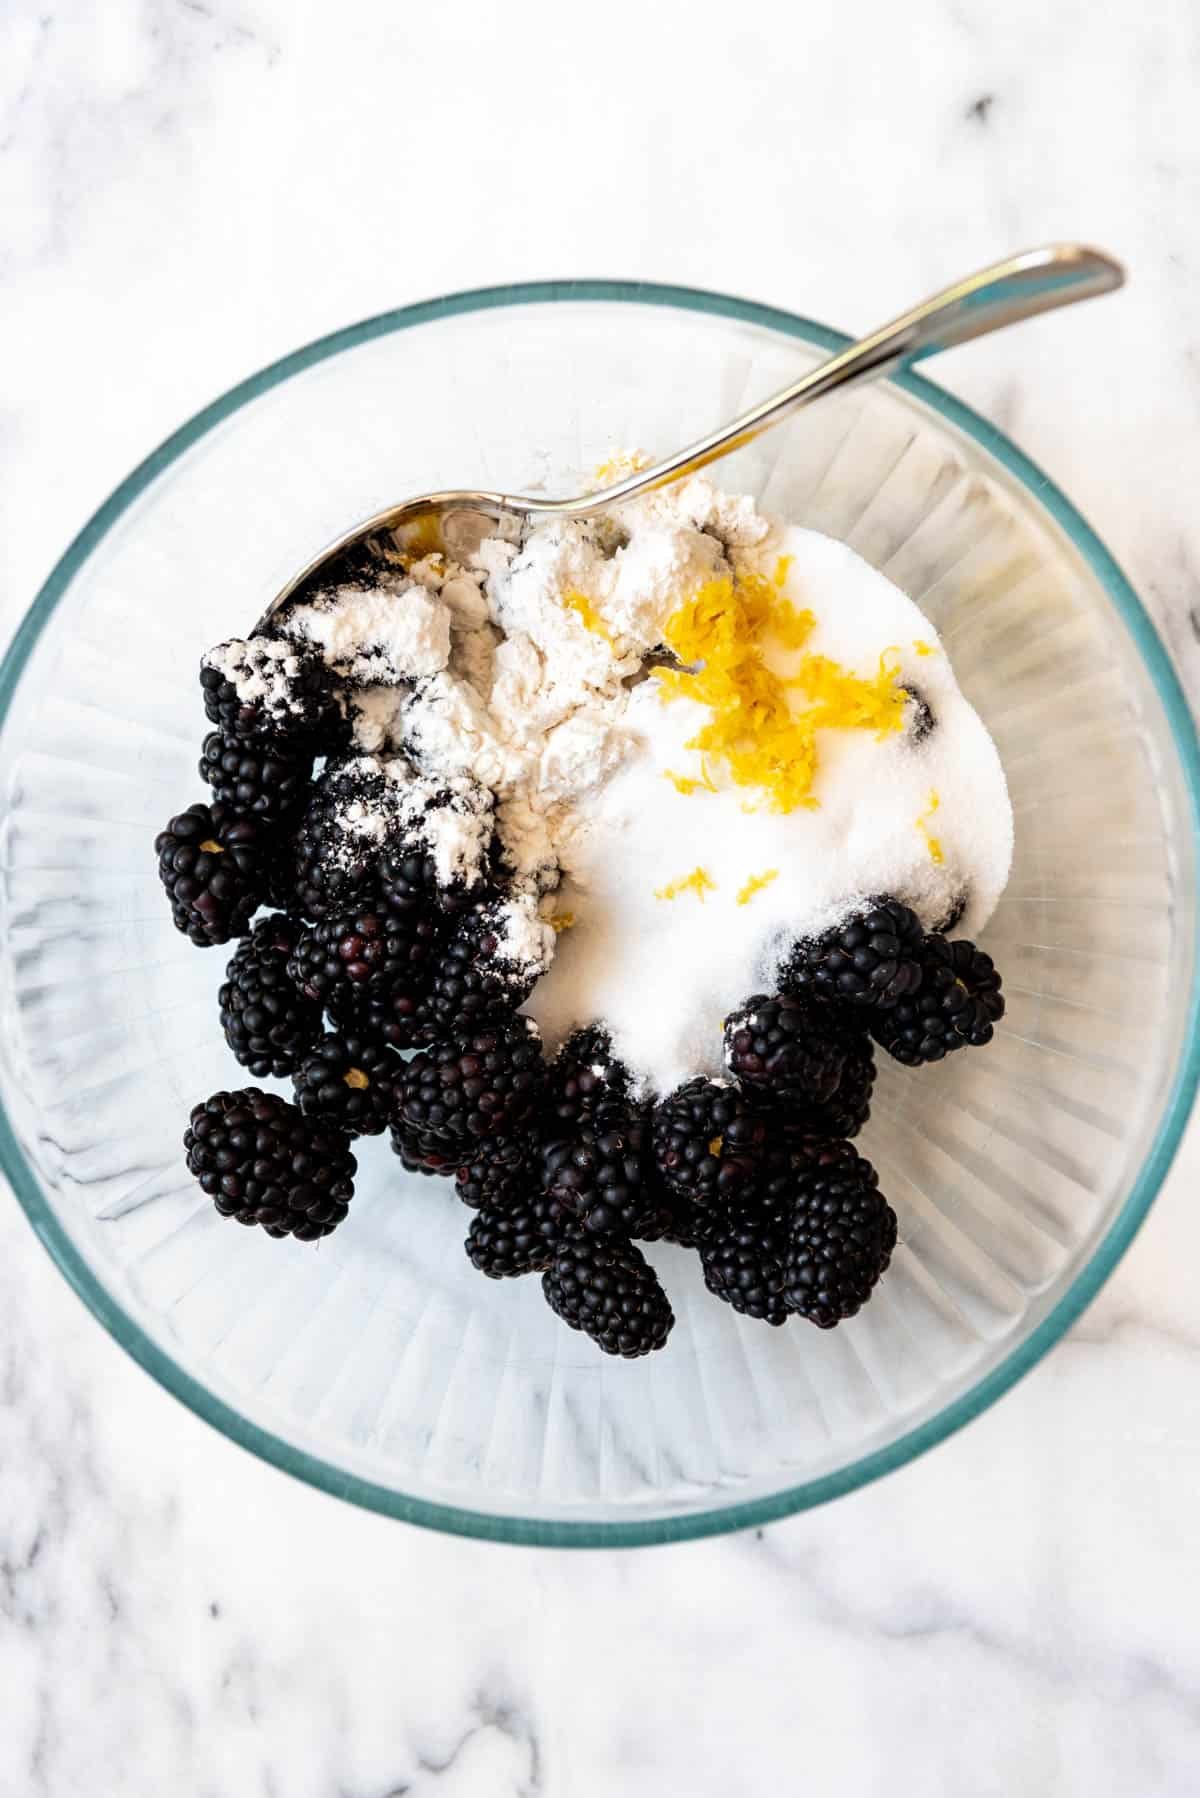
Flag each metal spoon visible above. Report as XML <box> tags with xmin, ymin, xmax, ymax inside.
<box><xmin>256</xmin><ymin>243</ymin><xmax>1123</xmax><ymax>630</ymax></box>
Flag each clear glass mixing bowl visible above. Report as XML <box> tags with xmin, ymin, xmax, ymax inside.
<box><xmin>2</xmin><ymin>284</ymin><xmax>1197</xmax><ymax>1547</ymax></box>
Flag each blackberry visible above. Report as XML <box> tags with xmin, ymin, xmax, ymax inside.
<box><xmin>416</xmin><ymin>901</ymin><xmax>548</xmax><ymax>1037</ymax></box>
<box><xmin>542</xmin><ymin>1233</ymin><xmax>674</xmax><ymax>1358</ymax></box>
<box><xmin>395</xmin><ymin>1020</ymin><xmax>546</xmax><ymax>1154</ymax></box>
<box><xmin>199</xmin><ymin>729</ymin><xmax>313</xmax><ymax>825</ymax></box>
<box><xmin>782</xmin><ymin>1037</ymin><xmax>877</xmax><ymax>1140</ymax></box>
<box><xmin>700</xmin><ymin>1199</ymin><xmax>792</xmax><ymax>1326</ymax></box>
<box><xmin>184</xmin><ymin>1087</ymin><xmax>355</xmax><ymax>1240</ymax></box>
<box><xmin>541</xmin><ymin>1102</ymin><xmax>662</xmax><ymax>1237</ymax></box>
<box><xmin>155</xmin><ymin>801</ymin><xmax>271</xmax><ymax>946</ymax></box>
<box><xmin>466</xmin><ymin>1188</ymin><xmax>572</xmax><ymax>1278</ymax></box>
<box><xmin>543</xmin><ymin>1026</ymin><xmax>633</xmax><ymax>1133</ymax></box>
<box><xmin>782</xmin><ymin>897</ymin><xmax>925</xmax><ymax>1011</ymax></box>
<box><xmin>651</xmin><ymin>1078</ymin><xmax>769</xmax><ymax>1207</ymax></box>
<box><xmin>784</xmin><ymin>1168</ymin><xmax>898</xmax><ymax>1328</ymax></box>
<box><xmin>289</xmin><ymin>757</ymin><xmax>393</xmax><ymax>920</ymax></box>
<box><xmin>723</xmin><ymin>993</ymin><xmax>846</xmax><ymax>1104</ymax></box>
<box><xmin>292</xmin><ymin>1030</ymin><xmax>402</xmax><ymax>1136</ymax></box>
<box><xmin>199</xmin><ymin>637</ymin><xmax>342</xmax><ymax>747</ymax></box>
<box><xmin>218</xmin><ymin>914</ymin><xmax>322</xmax><ymax>1076</ymax></box>
<box><xmin>871</xmin><ymin>935</ymin><xmax>1005</xmax><ymax>1066</ymax></box>
<box><xmin>454</xmin><ymin>1135</ymin><xmax>533</xmax><ymax>1209</ymax></box>
<box><xmin>287</xmin><ymin>904</ymin><xmax>442</xmax><ymax>1023</ymax></box>
<box><xmin>389</xmin><ymin>1117</ymin><xmax>458</xmax><ymax>1178</ymax></box>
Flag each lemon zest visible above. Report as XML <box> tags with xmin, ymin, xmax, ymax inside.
<box><xmin>562</xmin><ymin>588</ymin><xmax>613</xmax><ymax>643</ymax></box>
<box><xmin>736</xmin><ymin>868</ymin><xmax>780</xmax><ymax>906</ymax></box>
<box><xmin>343</xmin><ymin>1067</ymin><xmax>370</xmax><ymax>1091</ymax></box>
<box><xmin>199</xmin><ymin>839</ymin><xmax>223</xmax><ymax>854</ymax></box>
<box><xmin>664</xmin><ymin>764</ymin><xmax>718</xmax><ymax>796</ymax></box>
<box><xmin>708</xmin><ymin>1136</ymin><xmax>724</xmax><ymax>1156</ymax></box>
<box><xmin>592</xmin><ymin>450</ymin><xmax>652</xmax><ymax>486</ymax></box>
<box><xmin>658</xmin><ymin>571</ymin><xmax>906</xmax><ymax>814</ymax></box>
<box><xmin>917</xmin><ymin>789</ymin><xmax>944</xmax><ymax>864</ymax></box>
<box><xmin>655</xmin><ymin>867</ymin><xmax>716</xmax><ymax>902</ymax></box>
<box><xmin>914</xmin><ymin>639</ymin><xmax>937</xmax><ymax>657</ymax></box>
<box><xmin>548</xmin><ymin>911</ymin><xmax>576</xmax><ymax>933</ymax></box>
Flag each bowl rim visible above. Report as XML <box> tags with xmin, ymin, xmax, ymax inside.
<box><xmin>3</xmin><ymin>278</ymin><xmax>1197</xmax><ymax>1548</ymax></box>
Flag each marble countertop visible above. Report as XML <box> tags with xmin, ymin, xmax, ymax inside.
<box><xmin>3</xmin><ymin>2</ymin><xmax>1199</xmax><ymax>1792</ymax></box>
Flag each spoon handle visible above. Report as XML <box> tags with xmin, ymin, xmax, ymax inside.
<box><xmin>257</xmin><ymin>244</ymin><xmax>1125</xmax><ymax>625</ymax></box>
<box><xmin>540</xmin><ymin>244</ymin><xmax>1124</xmax><ymax>518</ymax></box>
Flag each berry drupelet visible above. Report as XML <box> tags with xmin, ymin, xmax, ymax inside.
<box><xmin>155</xmin><ymin>801</ymin><xmax>271</xmax><ymax>946</ymax></box>
<box><xmin>781</xmin><ymin>896</ymin><xmax>925</xmax><ymax>1011</ymax></box>
<box><xmin>218</xmin><ymin>913</ymin><xmax>322</xmax><ymax>1077</ymax></box>
<box><xmin>184</xmin><ymin>1087</ymin><xmax>356</xmax><ymax>1240</ymax></box>
<box><xmin>542</xmin><ymin>1233</ymin><xmax>674</xmax><ymax>1358</ymax></box>
<box><xmin>870</xmin><ymin>935</ymin><xmax>1005</xmax><ymax>1066</ymax></box>
<box><xmin>292</xmin><ymin>1030</ymin><xmax>402</xmax><ymax>1136</ymax></box>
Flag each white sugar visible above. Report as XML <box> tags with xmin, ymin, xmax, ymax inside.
<box><xmin>525</xmin><ymin>525</ymin><xmax>1012</xmax><ymax>1092</ymax></box>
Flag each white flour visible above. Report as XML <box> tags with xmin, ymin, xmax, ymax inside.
<box><xmin>274</xmin><ymin>472</ymin><xmax>1013</xmax><ymax>1095</ymax></box>
<box><xmin>283</xmin><ymin>574</ymin><xmax>450</xmax><ymax>685</ymax></box>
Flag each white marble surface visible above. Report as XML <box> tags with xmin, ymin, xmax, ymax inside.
<box><xmin>3</xmin><ymin>1</ymin><xmax>1200</xmax><ymax>1792</ymax></box>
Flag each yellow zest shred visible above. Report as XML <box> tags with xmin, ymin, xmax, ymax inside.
<box><xmin>655</xmin><ymin>867</ymin><xmax>716</xmax><ymax>902</ymax></box>
<box><xmin>592</xmin><ymin>449</ymin><xmax>652</xmax><ymax>486</ymax></box>
<box><xmin>199</xmin><ymin>839</ymin><xmax>223</xmax><ymax>854</ymax></box>
<box><xmin>562</xmin><ymin>588</ymin><xmax>613</xmax><ymax>643</ymax></box>
<box><xmin>914</xmin><ymin>639</ymin><xmax>937</xmax><ymax>657</ymax></box>
<box><xmin>343</xmin><ymin>1067</ymin><xmax>370</xmax><ymax>1090</ymax></box>
<box><xmin>708</xmin><ymin>1136</ymin><xmax>724</xmax><ymax>1156</ymax></box>
<box><xmin>664</xmin><ymin>765</ymin><xmax>717</xmax><ymax>796</ymax></box>
<box><xmin>548</xmin><ymin>911</ymin><xmax>576</xmax><ymax>933</ymax></box>
<box><xmin>737</xmin><ymin>868</ymin><xmax>780</xmax><ymax>906</ymax></box>
<box><xmin>917</xmin><ymin>789</ymin><xmax>944</xmax><ymax>864</ymax></box>
<box><xmin>657</xmin><ymin>568</ymin><xmax>906</xmax><ymax>813</ymax></box>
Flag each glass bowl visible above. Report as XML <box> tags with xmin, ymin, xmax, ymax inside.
<box><xmin>2</xmin><ymin>283</ymin><xmax>1197</xmax><ymax>1548</ymax></box>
